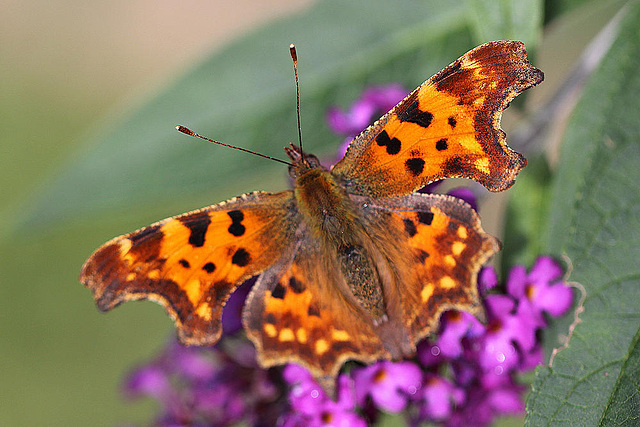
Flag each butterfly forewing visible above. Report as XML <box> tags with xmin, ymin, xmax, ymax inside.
<box><xmin>332</xmin><ymin>41</ymin><xmax>544</xmax><ymax>197</ymax></box>
<box><xmin>80</xmin><ymin>191</ymin><xmax>298</xmax><ymax>345</ymax></box>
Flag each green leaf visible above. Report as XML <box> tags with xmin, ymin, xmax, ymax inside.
<box><xmin>465</xmin><ymin>0</ymin><xmax>543</xmax><ymax>48</ymax></box>
<box><xmin>543</xmin><ymin>0</ymin><xmax>601</xmax><ymax>24</ymax></box>
<box><xmin>18</xmin><ymin>0</ymin><xmax>486</xmax><ymax>233</ymax></box>
<box><xmin>526</xmin><ymin>1</ymin><xmax>640</xmax><ymax>425</ymax></box>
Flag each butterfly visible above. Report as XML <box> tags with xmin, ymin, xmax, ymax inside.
<box><xmin>80</xmin><ymin>41</ymin><xmax>543</xmax><ymax>391</ymax></box>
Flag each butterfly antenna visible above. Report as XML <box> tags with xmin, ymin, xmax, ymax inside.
<box><xmin>289</xmin><ymin>44</ymin><xmax>304</xmax><ymax>162</ymax></box>
<box><xmin>175</xmin><ymin>125</ymin><xmax>293</xmax><ymax>166</ymax></box>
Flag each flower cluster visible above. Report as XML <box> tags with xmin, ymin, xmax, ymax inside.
<box><xmin>124</xmin><ymin>336</ymin><xmax>285</xmax><ymax>427</ymax></box>
<box><xmin>121</xmin><ymin>85</ymin><xmax>573</xmax><ymax>426</ymax></box>
<box><xmin>124</xmin><ymin>257</ymin><xmax>572</xmax><ymax>426</ymax></box>
<box><xmin>278</xmin><ymin>257</ymin><xmax>572</xmax><ymax>426</ymax></box>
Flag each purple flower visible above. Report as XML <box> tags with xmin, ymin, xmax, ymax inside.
<box><xmin>508</xmin><ymin>256</ymin><xmax>573</xmax><ymax>320</ymax></box>
<box><xmin>520</xmin><ymin>345</ymin><xmax>545</xmax><ymax>371</ymax></box>
<box><xmin>477</xmin><ymin>295</ymin><xmax>535</xmax><ymax>373</ymax></box>
<box><xmin>327</xmin><ymin>84</ymin><xmax>407</xmax><ymax>135</ymax></box>
<box><xmin>123</xmin><ymin>364</ymin><xmax>172</xmax><ymax>401</ymax></box>
<box><xmin>327</xmin><ymin>84</ymin><xmax>407</xmax><ymax>157</ymax></box>
<box><xmin>446</xmin><ymin>375</ymin><xmax>525</xmax><ymax>427</ymax></box>
<box><xmin>192</xmin><ymin>383</ymin><xmax>246</xmax><ymax>423</ymax></box>
<box><xmin>123</xmin><ymin>337</ymin><xmax>284</xmax><ymax>426</ymax></box>
<box><xmin>447</xmin><ymin>187</ymin><xmax>478</xmax><ymax>211</ymax></box>
<box><xmin>221</xmin><ymin>278</ymin><xmax>255</xmax><ymax>335</ymax></box>
<box><xmin>284</xmin><ymin>365</ymin><xmax>366</xmax><ymax>426</ymax></box>
<box><xmin>353</xmin><ymin>360</ymin><xmax>422</xmax><ymax>413</ymax></box>
<box><xmin>418</xmin><ymin>375</ymin><xmax>465</xmax><ymax>421</ymax></box>
<box><xmin>283</xmin><ymin>364</ymin><xmax>327</xmax><ymax>416</ymax></box>
<box><xmin>164</xmin><ymin>340</ymin><xmax>218</xmax><ymax>382</ymax></box>
<box><xmin>479</xmin><ymin>266</ymin><xmax>499</xmax><ymax>292</ymax></box>
<box><xmin>436</xmin><ymin>310</ymin><xmax>485</xmax><ymax>358</ymax></box>
<box><xmin>416</xmin><ymin>340</ymin><xmax>448</xmax><ymax>368</ymax></box>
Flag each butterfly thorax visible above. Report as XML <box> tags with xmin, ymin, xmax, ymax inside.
<box><xmin>291</xmin><ymin>152</ymin><xmax>388</xmax><ymax>322</ymax></box>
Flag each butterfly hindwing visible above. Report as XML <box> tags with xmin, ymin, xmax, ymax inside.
<box><xmin>243</xmin><ymin>239</ymin><xmax>389</xmax><ymax>382</ymax></box>
<box><xmin>354</xmin><ymin>192</ymin><xmax>498</xmax><ymax>340</ymax></box>
<box><xmin>80</xmin><ymin>191</ymin><xmax>298</xmax><ymax>345</ymax></box>
<box><xmin>332</xmin><ymin>41</ymin><xmax>544</xmax><ymax>197</ymax></box>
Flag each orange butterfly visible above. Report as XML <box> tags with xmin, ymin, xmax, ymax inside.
<box><xmin>81</xmin><ymin>41</ymin><xmax>543</xmax><ymax>390</ymax></box>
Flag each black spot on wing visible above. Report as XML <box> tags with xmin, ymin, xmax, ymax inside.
<box><xmin>180</xmin><ymin>214</ymin><xmax>211</xmax><ymax>247</ymax></box>
<box><xmin>405</xmin><ymin>158</ymin><xmax>425</xmax><ymax>176</ymax></box>
<box><xmin>376</xmin><ymin>130</ymin><xmax>401</xmax><ymax>155</ymax></box>
<box><xmin>179</xmin><ymin>259</ymin><xmax>190</xmax><ymax>268</ymax></box>
<box><xmin>403</xmin><ymin>218</ymin><xmax>417</xmax><ymax>237</ymax></box>
<box><xmin>417</xmin><ymin>249</ymin><xmax>430</xmax><ymax>263</ymax></box>
<box><xmin>307</xmin><ymin>304</ymin><xmax>320</xmax><ymax>317</ymax></box>
<box><xmin>227</xmin><ymin>210</ymin><xmax>246</xmax><ymax>237</ymax></box>
<box><xmin>271</xmin><ymin>283</ymin><xmax>286</xmax><ymax>299</ymax></box>
<box><xmin>448</xmin><ymin>116</ymin><xmax>457</xmax><ymax>127</ymax></box>
<box><xmin>289</xmin><ymin>276</ymin><xmax>306</xmax><ymax>293</ymax></box>
<box><xmin>397</xmin><ymin>92</ymin><xmax>433</xmax><ymax>128</ymax></box>
<box><xmin>418</xmin><ymin>211</ymin><xmax>434</xmax><ymax>225</ymax></box>
<box><xmin>202</xmin><ymin>262</ymin><xmax>216</xmax><ymax>273</ymax></box>
<box><xmin>231</xmin><ymin>248</ymin><xmax>250</xmax><ymax>267</ymax></box>
<box><xmin>436</xmin><ymin>139</ymin><xmax>448</xmax><ymax>151</ymax></box>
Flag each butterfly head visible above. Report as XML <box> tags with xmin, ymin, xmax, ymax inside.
<box><xmin>285</xmin><ymin>144</ymin><xmax>323</xmax><ymax>179</ymax></box>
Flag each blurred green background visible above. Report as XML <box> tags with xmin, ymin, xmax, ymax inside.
<box><xmin>1</xmin><ymin>1</ymin><xmax>312</xmax><ymax>424</ymax></box>
<box><xmin>0</xmin><ymin>0</ymin><xmax>632</xmax><ymax>425</ymax></box>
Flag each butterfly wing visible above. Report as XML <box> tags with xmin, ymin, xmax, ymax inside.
<box><xmin>355</xmin><ymin>192</ymin><xmax>499</xmax><ymax>340</ymax></box>
<box><xmin>332</xmin><ymin>41</ymin><xmax>544</xmax><ymax>197</ymax></box>
<box><xmin>80</xmin><ymin>191</ymin><xmax>298</xmax><ymax>345</ymax></box>
<box><xmin>243</xmin><ymin>237</ymin><xmax>389</xmax><ymax>384</ymax></box>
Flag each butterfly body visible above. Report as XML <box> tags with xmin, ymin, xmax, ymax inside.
<box><xmin>81</xmin><ymin>41</ymin><xmax>543</xmax><ymax>390</ymax></box>
<box><xmin>288</xmin><ymin>145</ymin><xmax>415</xmax><ymax>359</ymax></box>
